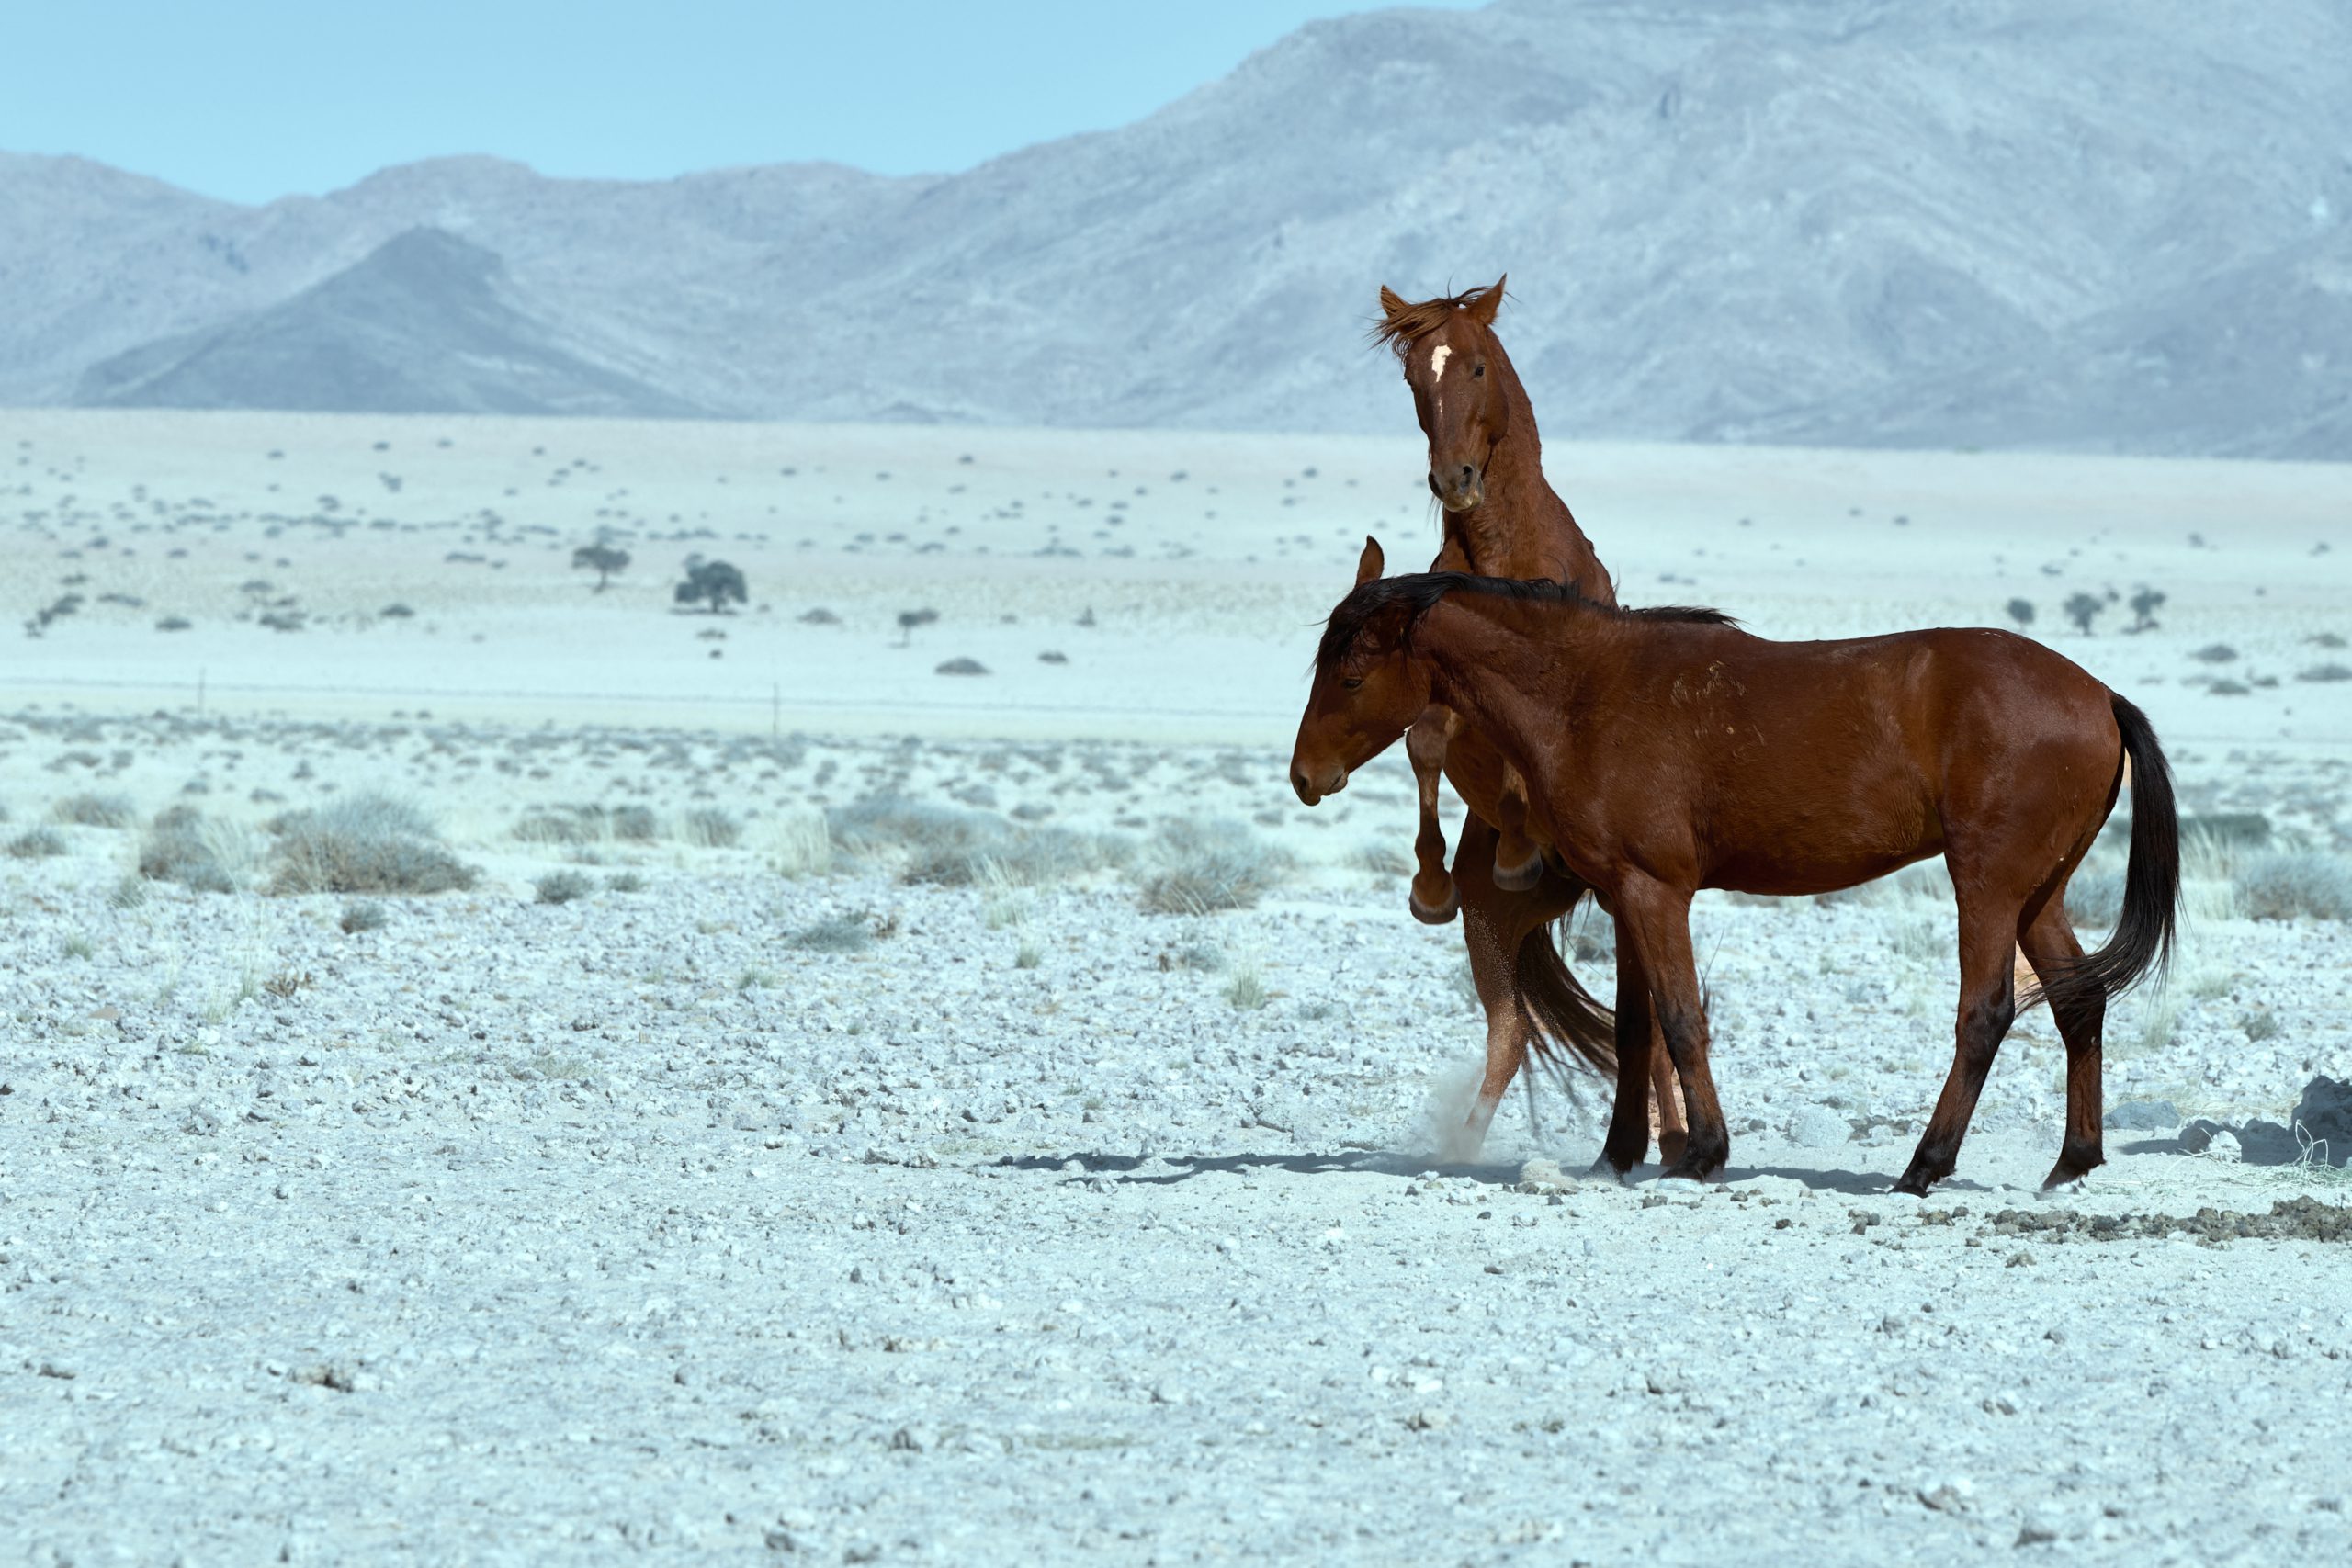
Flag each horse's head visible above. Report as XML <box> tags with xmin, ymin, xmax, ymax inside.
<box><xmin>1292</xmin><ymin>537</ymin><xmax>1432</xmax><ymax>805</ymax></box>
<box><xmin>1376</xmin><ymin>276</ymin><xmax>1510</xmax><ymax>513</ymax></box>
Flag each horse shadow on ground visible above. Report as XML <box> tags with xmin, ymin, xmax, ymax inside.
<box><xmin>990</xmin><ymin>1150</ymin><xmax>1964</xmax><ymax>1196</ymax></box>
<box><xmin>2112</xmin><ymin>1076</ymin><xmax>2351</xmax><ymax>1168</ymax></box>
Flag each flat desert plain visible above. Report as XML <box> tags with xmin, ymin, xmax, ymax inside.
<box><xmin>3</xmin><ymin>408</ymin><xmax>2351</xmax><ymax>1564</ymax></box>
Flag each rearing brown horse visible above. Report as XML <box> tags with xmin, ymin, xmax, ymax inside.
<box><xmin>1293</xmin><ymin>564</ymin><xmax>2182</xmax><ymax>1192</ymax></box>
<box><xmin>1369</xmin><ymin>278</ymin><xmax>1684</xmax><ymax>1160</ymax></box>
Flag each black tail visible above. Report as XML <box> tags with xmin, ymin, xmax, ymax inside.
<box><xmin>2032</xmin><ymin>694</ymin><xmax>2180</xmax><ymax>1016</ymax></box>
<box><xmin>1515</xmin><ymin>913</ymin><xmax>1618</xmax><ymax>1079</ymax></box>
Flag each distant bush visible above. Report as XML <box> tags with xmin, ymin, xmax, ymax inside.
<box><xmin>935</xmin><ymin>657</ymin><xmax>989</xmax><ymax>676</ymax></box>
<box><xmin>605</xmin><ymin>871</ymin><xmax>646</xmax><ymax>894</ymax></box>
<box><xmin>155</xmin><ymin>616</ymin><xmax>192</xmax><ymax>632</ymax></box>
<box><xmin>266</xmin><ymin>793</ymin><xmax>477</xmax><ymax>896</ymax></box>
<box><xmin>339</xmin><ymin>900</ymin><xmax>388</xmax><ymax>933</ymax></box>
<box><xmin>6</xmin><ymin>826</ymin><xmax>66</xmax><ymax>859</ymax></box>
<box><xmin>139</xmin><ymin>806</ymin><xmax>241</xmax><ymax>892</ymax></box>
<box><xmin>380</xmin><ymin>604</ymin><xmax>415</xmax><ymax>618</ymax></box>
<box><xmin>681</xmin><ymin>807</ymin><xmax>742</xmax><ymax>848</ymax></box>
<box><xmin>535</xmin><ymin>870</ymin><xmax>593</xmax><ymax>905</ymax></box>
<box><xmin>514</xmin><ymin>804</ymin><xmax>661</xmax><ymax>844</ymax></box>
<box><xmin>572</xmin><ymin>542</ymin><xmax>630</xmax><ymax>592</ymax></box>
<box><xmin>2235</xmin><ymin>852</ymin><xmax>2352</xmax><ymax>921</ymax></box>
<box><xmin>788</xmin><ymin>915</ymin><xmax>873</xmax><ymax>953</ymax></box>
<box><xmin>828</xmin><ymin>795</ymin><xmax>1120</xmax><ymax>886</ymax></box>
<box><xmin>52</xmin><ymin>792</ymin><xmax>135</xmax><ymax>829</ymax></box>
<box><xmin>1137</xmin><ymin>818</ymin><xmax>1292</xmax><ymax>914</ymax></box>
<box><xmin>2298</xmin><ymin>662</ymin><xmax>2352</xmax><ymax>683</ymax></box>
<box><xmin>2191</xmin><ymin>644</ymin><xmax>2238</xmax><ymax>664</ymax></box>
<box><xmin>674</xmin><ymin>558</ymin><xmax>747</xmax><ymax>614</ymax></box>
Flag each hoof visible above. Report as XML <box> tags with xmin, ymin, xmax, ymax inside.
<box><xmin>2043</xmin><ymin>1137</ymin><xmax>2104</xmax><ymax>1190</ymax></box>
<box><xmin>1660</xmin><ymin>1155</ymin><xmax>1720</xmax><ymax>1183</ymax></box>
<box><xmin>2041</xmin><ymin>1157</ymin><xmax>2102</xmax><ymax>1191</ymax></box>
<box><xmin>1587</xmin><ymin>1155</ymin><xmax>1635</xmax><ymax>1185</ymax></box>
<box><xmin>1891</xmin><ymin>1164</ymin><xmax>1939</xmax><ymax>1197</ymax></box>
<box><xmin>1491</xmin><ymin>852</ymin><xmax>1544</xmax><ymax>892</ymax></box>
<box><xmin>1408</xmin><ymin>880</ymin><xmax>1460</xmax><ymax>925</ymax></box>
<box><xmin>1655</xmin><ymin>1128</ymin><xmax>1688</xmax><ymax>1168</ymax></box>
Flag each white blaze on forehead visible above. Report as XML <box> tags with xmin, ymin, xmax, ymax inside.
<box><xmin>1430</xmin><ymin>344</ymin><xmax>1453</xmax><ymax>384</ymax></box>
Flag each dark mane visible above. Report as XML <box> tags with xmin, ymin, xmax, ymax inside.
<box><xmin>1316</xmin><ymin>571</ymin><xmax>1736</xmax><ymax>672</ymax></box>
<box><xmin>1370</xmin><ymin>282</ymin><xmax>1504</xmax><ymax>359</ymax></box>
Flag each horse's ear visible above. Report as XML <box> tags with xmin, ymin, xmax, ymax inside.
<box><xmin>1377</xmin><ymin>286</ymin><xmax>1409</xmax><ymax>322</ymax></box>
<box><xmin>1355</xmin><ymin>536</ymin><xmax>1385</xmax><ymax>585</ymax></box>
<box><xmin>1467</xmin><ymin>275</ymin><xmax>1506</xmax><ymax>326</ymax></box>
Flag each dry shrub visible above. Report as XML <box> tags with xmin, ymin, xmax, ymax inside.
<box><xmin>266</xmin><ymin>793</ymin><xmax>477</xmax><ymax>896</ymax></box>
<box><xmin>139</xmin><ymin>806</ymin><xmax>243</xmax><ymax>891</ymax></box>
<box><xmin>828</xmin><ymin>795</ymin><xmax>1120</xmax><ymax>886</ymax></box>
<box><xmin>2235</xmin><ymin>852</ymin><xmax>2352</xmax><ymax>921</ymax></box>
<box><xmin>52</xmin><ymin>792</ymin><xmax>135</xmax><ymax>829</ymax></box>
<box><xmin>681</xmin><ymin>807</ymin><xmax>742</xmax><ymax>848</ymax></box>
<box><xmin>1137</xmin><ymin>818</ymin><xmax>1291</xmax><ymax>914</ymax></box>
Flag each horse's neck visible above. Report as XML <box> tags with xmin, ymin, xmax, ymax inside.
<box><xmin>1446</xmin><ymin>352</ymin><xmax>1607</xmax><ymax>596</ymax></box>
<box><xmin>1419</xmin><ymin>598</ymin><xmax>1594</xmax><ymax>775</ymax></box>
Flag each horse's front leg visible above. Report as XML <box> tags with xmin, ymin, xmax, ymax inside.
<box><xmin>1611</xmin><ymin>874</ymin><xmax>1730</xmax><ymax>1180</ymax></box>
<box><xmin>1406</xmin><ymin>710</ymin><xmax>1460</xmax><ymax>924</ymax></box>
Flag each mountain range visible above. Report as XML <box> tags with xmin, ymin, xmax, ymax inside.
<box><xmin>5</xmin><ymin>0</ymin><xmax>2349</xmax><ymax>457</ymax></box>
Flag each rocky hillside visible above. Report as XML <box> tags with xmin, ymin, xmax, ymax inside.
<box><xmin>3</xmin><ymin>0</ymin><xmax>2347</xmax><ymax>455</ymax></box>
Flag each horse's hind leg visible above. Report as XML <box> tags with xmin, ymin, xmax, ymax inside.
<box><xmin>1895</xmin><ymin>888</ymin><xmax>2021</xmax><ymax>1195</ymax></box>
<box><xmin>1453</xmin><ymin>886</ymin><xmax>1528</xmax><ymax>1162</ymax></box>
<box><xmin>2019</xmin><ymin>898</ymin><xmax>2105</xmax><ymax>1187</ymax></box>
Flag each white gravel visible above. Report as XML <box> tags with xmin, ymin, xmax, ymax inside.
<box><xmin>5</xmin><ymin>721</ymin><xmax>2350</xmax><ymax>1564</ymax></box>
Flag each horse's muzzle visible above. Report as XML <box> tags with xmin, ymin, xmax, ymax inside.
<box><xmin>1430</xmin><ymin>463</ymin><xmax>1483</xmax><ymax>513</ymax></box>
<box><xmin>1291</xmin><ymin>763</ymin><xmax>1347</xmax><ymax>805</ymax></box>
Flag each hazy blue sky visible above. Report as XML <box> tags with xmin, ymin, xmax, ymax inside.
<box><xmin>10</xmin><ymin>0</ymin><xmax>1481</xmax><ymax>204</ymax></box>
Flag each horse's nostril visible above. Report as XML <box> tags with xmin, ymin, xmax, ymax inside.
<box><xmin>1459</xmin><ymin>465</ymin><xmax>1476</xmax><ymax>484</ymax></box>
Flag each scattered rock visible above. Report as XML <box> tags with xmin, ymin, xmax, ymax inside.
<box><xmin>1786</xmin><ymin>1105</ymin><xmax>1852</xmax><ymax>1148</ymax></box>
<box><xmin>2103</xmin><ymin>1098</ymin><xmax>2180</xmax><ymax>1131</ymax></box>
<box><xmin>1517</xmin><ymin>1157</ymin><xmax>1575</xmax><ymax>1193</ymax></box>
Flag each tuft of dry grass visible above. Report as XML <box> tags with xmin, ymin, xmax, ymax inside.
<box><xmin>266</xmin><ymin>794</ymin><xmax>477</xmax><ymax>896</ymax></box>
<box><xmin>51</xmin><ymin>792</ymin><xmax>135</xmax><ymax>829</ymax></box>
<box><xmin>2235</xmin><ymin>851</ymin><xmax>2352</xmax><ymax>921</ymax></box>
<box><xmin>6</xmin><ymin>826</ymin><xmax>67</xmax><ymax>859</ymax></box>
<box><xmin>1137</xmin><ymin>818</ymin><xmax>1291</xmax><ymax>914</ymax></box>
<box><xmin>681</xmin><ymin>807</ymin><xmax>742</xmax><ymax>848</ymax></box>
<box><xmin>139</xmin><ymin>806</ymin><xmax>245</xmax><ymax>892</ymax></box>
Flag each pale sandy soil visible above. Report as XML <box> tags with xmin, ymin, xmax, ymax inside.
<box><xmin>2</xmin><ymin>411</ymin><xmax>2349</xmax><ymax>1564</ymax></box>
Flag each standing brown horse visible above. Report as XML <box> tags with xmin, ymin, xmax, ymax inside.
<box><xmin>1369</xmin><ymin>278</ymin><xmax>1684</xmax><ymax>1161</ymax></box>
<box><xmin>1291</xmin><ymin>565</ymin><xmax>2180</xmax><ymax>1193</ymax></box>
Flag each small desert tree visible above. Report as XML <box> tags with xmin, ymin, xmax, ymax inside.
<box><xmin>2063</xmin><ymin>592</ymin><xmax>2105</xmax><ymax>636</ymax></box>
<box><xmin>674</xmin><ymin>557</ymin><xmax>748</xmax><ymax>615</ymax></box>
<box><xmin>572</xmin><ymin>541</ymin><xmax>630</xmax><ymax>592</ymax></box>
<box><xmin>2005</xmin><ymin>598</ymin><xmax>2036</xmax><ymax>631</ymax></box>
<box><xmin>896</xmin><ymin>607</ymin><xmax>940</xmax><ymax>647</ymax></box>
<box><xmin>2127</xmin><ymin>585</ymin><xmax>2166</xmax><ymax>634</ymax></box>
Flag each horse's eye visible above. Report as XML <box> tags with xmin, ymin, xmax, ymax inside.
<box><xmin>1340</xmin><ymin>677</ymin><xmax>1363</xmax><ymax>691</ymax></box>
<box><xmin>1473</xmin><ymin>362</ymin><xmax>1486</xmax><ymax>378</ymax></box>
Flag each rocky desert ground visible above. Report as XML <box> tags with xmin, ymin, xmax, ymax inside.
<box><xmin>3</xmin><ymin>409</ymin><xmax>2350</xmax><ymax>1564</ymax></box>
